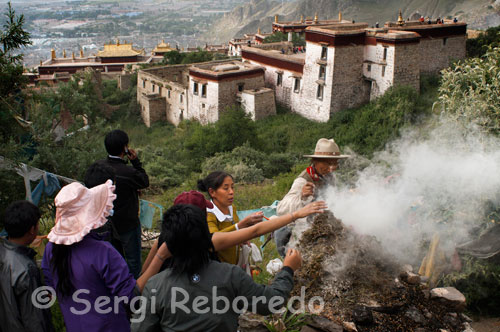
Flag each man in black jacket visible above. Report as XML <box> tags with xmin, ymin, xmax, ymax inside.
<box><xmin>0</xmin><ymin>201</ymin><xmax>54</xmax><ymax>332</ymax></box>
<box><xmin>99</xmin><ymin>129</ymin><xmax>149</xmax><ymax>278</ymax></box>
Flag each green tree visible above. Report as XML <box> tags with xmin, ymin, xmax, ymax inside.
<box><xmin>263</xmin><ymin>32</ymin><xmax>305</xmax><ymax>47</ymax></box>
<box><xmin>437</xmin><ymin>46</ymin><xmax>500</xmax><ymax>135</ymax></box>
<box><xmin>466</xmin><ymin>26</ymin><xmax>500</xmax><ymax>58</ymax></box>
<box><xmin>0</xmin><ymin>1</ymin><xmax>31</xmax><ymax>153</ymax></box>
<box><xmin>163</xmin><ymin>50</ymin><xmax>184</xmax><ymax>65</ymax></box>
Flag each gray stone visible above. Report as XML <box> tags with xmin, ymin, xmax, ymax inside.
<box><xmin>405</xmin><ymin>306</ymin><xmax>426</xmax><ymax>324</ymax></box>
<box><xmin>443</xmin><ymin>312</ymin><xmax>460</xmax><ymax>327</ymax></box>
<box><xmin>430</xmin><ymin>287</ymin><xmax>466</xmax><ymax>312</ymax></box>
<box><xmin>460</xmin><ymin>313</ymin><xmax>473</xmax><ymax>323</ymax></box>
<box><xmin>461</xmin><ymin>322</ymin><xmax>475</xmax><ymax>332</ymax></box>
<box><xmin>238</xmin><ymin>313</ymin><xmax>268</xmax><ymax>332</ymax></box>
<box><xmin>301</xmin><ymin>326</ymin><xmax>321</xmax><ymax>332</ymax></box>
<box><xmin>307</xmin><ymin>315</ymin><xmax>343</xmax><ymax>332</ymax></box>
<box><xmin>342</xmin><ymin>321</ymin><xmax>358</xmax><ymax>332</ymax></box>
<box><xmin>400</xmin><ymin>271</ymin><xmax>421</xmax><ymax>284</ymax></box>
<box><xmin>402</xmin><ymin>264</ymin><xmax>414</xmax><ymax>273</ymax></box>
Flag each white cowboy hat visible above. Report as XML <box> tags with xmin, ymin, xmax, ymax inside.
<box><xmin>303</xmin><ymin>138</ymin><xmax>350</xmax><ymax>159</ymax></box>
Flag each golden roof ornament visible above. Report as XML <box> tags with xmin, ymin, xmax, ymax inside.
<box><xmin>398</xmin><ymin>10</ymin><xmax>404</xmax><ymax>26</ymax></box>
<box><xmin>300</xmin><ymin>15</ymin><xmax>304</xmax><ymax>23</ymax></box>
<box><xmin>72</xmin><ymin>52</ymin><xmax>75</xmax><ymax>60</ymax></box>
<box><xmin>275</xmin><ymin>14</ymin><xmax>278</xmax><ymax>23</ymax></box>
<box><xmin>257</xmin><ymin>27</ymin><xmax>261</xmax><ymax>34</ymax></box>
<box><xmin>39</xmin><ymin>60</ymin><xmax>42</xmax><ymax>66</ymax></box>
<box><xmin>339</xmin><ymin>11</ymin><xmax>342</xmax><ymax>22</ymax></box>
<box><xmin>51</xmin><ymin>49</ymin><xmax>56</xmax><ymax>60</ymax></box>
<box><xmin>314</xmin><ymin>13</ymin><xmax>318</xmax><ymax>23</ymax></box>
<box><xmin>116</xmin><ymin>39</ymin><xmax>120</xmax><ymax>45</ymax></box>
<box><xmin>80</xmin><ymin>49</ymin><xmax>84</xmax><ymax>57</ymax></box>
<box><xmin>63</xmin><ymin>49</ymin><xmax>66</xmax><ymax>58</ymax></box>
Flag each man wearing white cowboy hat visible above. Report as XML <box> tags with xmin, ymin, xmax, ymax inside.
<box><xmin>274</xmin><ymin>138</ymin><xmax>349</xmax><ymax>256</ymax></box>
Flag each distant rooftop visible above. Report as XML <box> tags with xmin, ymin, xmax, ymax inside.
<box><xmin>97</xmin><ymin>40</ymin><xmax>144</xmax><ymax>58</ymax></box>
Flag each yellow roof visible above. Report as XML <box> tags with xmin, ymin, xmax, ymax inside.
<box><xmin>97</xmin><ymin>40</ymin><xmax>144</xmax><ymax>58</ymax></box>
<box><xmin>153</xmin><ymin>40</ymin><xmax>175</xmax><ymax>53</ymax></box>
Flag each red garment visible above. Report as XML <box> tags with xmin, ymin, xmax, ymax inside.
<box><xmin>306</xmin><ymin>166</ymin><xmax>321</xmax><ymax>182</ymax></box>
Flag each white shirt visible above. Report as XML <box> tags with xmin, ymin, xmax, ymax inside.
<box><xmin>206</xmin><ymin>202</ymin><xmax>239</xmax><ymax>230</ymax></box>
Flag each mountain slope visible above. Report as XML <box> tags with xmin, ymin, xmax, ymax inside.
<box><xmin>205</xmin><ymin>0</ymin><xmax>500</xmax><ymax>43</ymax></box>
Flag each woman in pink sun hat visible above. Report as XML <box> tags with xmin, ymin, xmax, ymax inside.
<box><xmin>41</xmin><ymin>180</ymin><xmax>168</xmax><ymax>332</ymax></box>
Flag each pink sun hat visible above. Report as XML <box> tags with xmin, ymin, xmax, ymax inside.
<box><xmin>47</xmin><ymin>180</ymin><xmax>116</xmax><ymax>245</ymax></box>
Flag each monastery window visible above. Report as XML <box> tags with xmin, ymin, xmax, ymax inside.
<box><xmin>193</xmin><ymin>82</ymin><xmax>198</xmax><ymax>95</ymax></box>
<box><xmin>201</xmin><ymin>84</ymin><xmax>207</xmax><ymax>98</ymax></box>
<box><xmin>383</xmin><ymin>47</ymin><xmax>388</xmax><ymax>61</ymax></box>
<box><xmin>382</xmin><ymin>65</ymin><xmax>386</xmax><ymax>77</ymax></box>
<box><xmin>277</xmin><ymin>73</ymin><xmax>283</xmax><ymax>86</ymax></box>
<box><xmin>202</xmin><ymin>103</ymin><xmax>205</xmax><ymax>109</ymax></box>
<box><xmin>167</xmin><ymin>89</ymin><xmax>171</xmax><ymax>98</ymax></box>
<box><xmin>443</xmin><ymin>38</ymin><xmax>448</xmax><ymax>46</ymax></box>
<box><xmin>142</xmin><ymin>80</ymin><xmax>145</xmax><ymax>88</ymax></box>
<box><xmin>152</xmin><ymin>84</ymin><xmax>155</xmax><ymax>93</ymax></box>
<box><xmin>318</xmin><ymin>65</ymin><xmax>326</xmax><ymax>80</ymax></box>
<box><xmin>180</xmin><ymin>94</ymin><xmax>183</xmax><ymax>103</ymax></box>
<box><xmin>294</xmin><ymin>78</ymin><xmax>300</xmax><ymax>93</ymax></box>
<box><xmin>321</xmin><ymin>46</ymin><xmax>328</xmax><ymax>60</ymax></box>
<box><xmin>367</xmin><ymin>64</ymin><xmax>371</xmax><ymax>72</ymax></box>
<box><xmin>238</xmin><ymin>83</ymin><xmax>244</xmax><ymax>92</ymax></box>
<box><xmin>316</xmin><ymin>84</ymin><xmax>323</xmax><ymax>100</ymax></box>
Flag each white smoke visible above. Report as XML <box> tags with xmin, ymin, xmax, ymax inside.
<box><xmin>321</xmin><ymin>118</ymin><xmax>500</xmax><ymax>264</ymax></box>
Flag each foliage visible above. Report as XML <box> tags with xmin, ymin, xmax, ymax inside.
<box><xmin>466</xmin><ymin>26</ymin><xmax>500</xmax><ymax>58</ymax></box>
<box><xmin>437</xmin><ymin>47</ymin><xmax>500</xmax><ymax>135</ymax></box>
<box><xmin>201</xmin><ymin>143</ymin><xmax>297</xmax><ymax>182</ymax></box>
<box><xmin>162</xmin><ymin>49</ymin><xmax>214</xmax><ymax>65</ymax></box>
<box><xmin>264</xmin><ymin>308</ymin><xmax>310</xmax><ymax>332</ymax></box>
<box><xmin>440</xmin><ymin>255</ymin><xmax>500</xmax><ymax>315</ymax></box>
<box><xmin>263</xmin><ymin>32</ymin><xmax>306</xmax><ymax>47</ymax></box>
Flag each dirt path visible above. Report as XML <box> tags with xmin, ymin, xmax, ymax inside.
<box><xmin>471</xmin><ymin>317</ymin><xmax>500</xmax><ymax>332</ymax></box>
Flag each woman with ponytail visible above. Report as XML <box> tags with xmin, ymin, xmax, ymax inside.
<box><xmin>197</xmin><ymin>171</ymin><xmax>263</xmax><ymax>264</ymax></box>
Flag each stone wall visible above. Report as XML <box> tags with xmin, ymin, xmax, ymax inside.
<box><xmin>393</xmin><ymin>43</ymin><xmax>420</xmax><ymax>93</ymax></box>
<box><xmin>188</xmin><ymin>79</ymin><xmax>219</xmax><ymax>125</ymax></box>
<box><xmin>118</xmin><ymin>73</ymin><xmax>131</xmax><ymax>91</ymax></box>
<box><xmin>240</xmin><ymin>88</ymin><xmax>276</xmax><ymax>120</ymax></box>
<box><xmin>418</xmin><ymin>35</ymin><xmax>466</xmax><ymax>74</ymax></box>
<box><xmin>330</xmin><ymin>44</ymin><xmax>370</xmax><ymax>113</ymax></box>
<box><xmin>295</xmin><ymin>42</ymin><xmax>332</xmax><ymax>122</ymax></box>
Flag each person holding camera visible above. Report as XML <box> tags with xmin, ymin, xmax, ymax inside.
<box><xmin>98</xmin><ymin>129</ymin><xmax>149</xmax><ymax>278</ymax></box>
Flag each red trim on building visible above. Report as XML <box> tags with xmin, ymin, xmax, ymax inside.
<box><xmin>392</xmin><ymin>24</ymin><xmax>467</xmax><ymax>39</ymax></box>
<box><xmin>305</xmin><ymin>30</ymin><xmax>366</xmax><ymax>46</ymax></box>
<box><xmin>241</xmin><ymin>50</ymin><xmax>304</xmax><ymax>74</ymax></box>
<box><xmin>189</xmin><ymin>68</ymin><xmax>265</xmax><ymax>82</ymax></box>
<box><xmin>38</xmin><ymin>64</ymin><xmax>124</xmax><ymax>75</ymax></box>
<box><xmin>100</xmin><ymin>56</ymin><xmax>139</xmax><ymax>63</ymax></box>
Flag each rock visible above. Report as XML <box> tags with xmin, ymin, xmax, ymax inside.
<box><xmin>301</xmin><ymin>326</ymin><xmax>322</xmax><ymax>332</ymax></box>
<box><xmin>307</xmin><ymin>315</ymin><xmax>343</xmax><ymax>332</ymax></box>
<box><xmin>460</xmin><ymin>313</ymin><xmax>473</xmax><ymax>323</ymax></box>
<box><xmin>423</xmin><ymin>309</ymin><xmax>433</xmax><ymax>320</ymax></box>
<box><xmin>430</xmin><ymin>287</ymin><xmax>466</xmax><ymax>311</ymax></box>
<box><xmin>443</xmin><ymin>312</ymin><xmax>460</xmax><ymax>327</ymax></box>
<box><xmin>352</xmin><ymin>306</ymin><xmax>373</xmax><ymax>325</ymax></box>
<box><xmin>342</xmin><ymin>321</ymin><xmax>357</xmax><ymax>332</ymax></box>
<box><xmin>402</xmin><ymin>264</ymin><xmax>413</xmax><ymax>273</ymax></box>
<box><xmin>238</xmin><ymin>313</ymin><xmax>268</xmax><ymax>332</ymax></box>
<box><xmin>405</xmin><ymin>306</ymin><xmax>426</xmax><ymax>324</ymax></box>
<box><xmin>399</xmin><ymin>271</ymin><xmax>421</xmax><ymax>284</ymax></box>
<box><xmin>461</xmin><ymin>322</ymin><xmax>475</xmax><ymax>332</ymax></box>
<box><xmin>421</xmin><ymin>288</ymin><xmax>430</xmax><ymax>300</ymax></box>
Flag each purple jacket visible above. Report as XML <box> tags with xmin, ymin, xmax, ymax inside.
<box><xmin>41</xmin><ymin>233</ymin><xmax>137</xmax><ymax>332</ymax></box>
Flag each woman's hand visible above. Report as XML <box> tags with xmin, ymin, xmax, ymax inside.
<box><xmin>294</xmin><ymin>201</ymin><xmax>327</xmax><ymax>219</ymax></box>
<box><xmin>237</xmin><ymin>211</ymin><xmax>264</xmax><ymax>229</ymax></box>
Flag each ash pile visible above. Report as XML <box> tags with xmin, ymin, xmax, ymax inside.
<box><xmin>291</xmin><ymin>211</ymin><xmax>473</xmax><ymax>332</ymax></box>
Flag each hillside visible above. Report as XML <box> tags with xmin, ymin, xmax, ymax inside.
<box><xmin>205</xmin><ymin>0</ymin><xmax>500</xmax><ymax>43</ymax></box>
